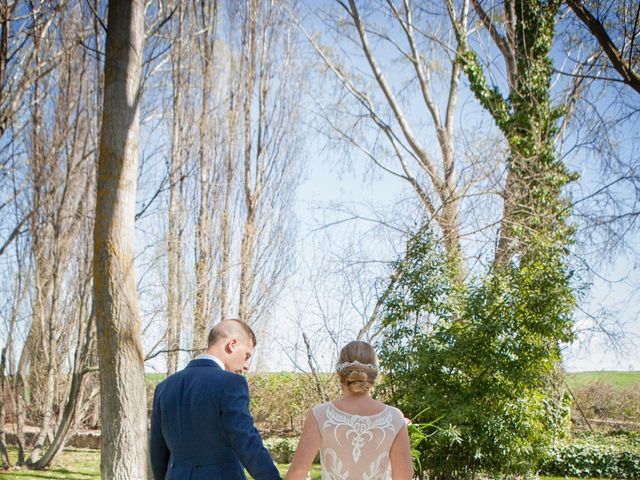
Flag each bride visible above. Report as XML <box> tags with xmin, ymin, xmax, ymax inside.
<box><xmin>285</xmin><ymin>341</ymin><xmax>413</xmax><ymax>480</ymax></box>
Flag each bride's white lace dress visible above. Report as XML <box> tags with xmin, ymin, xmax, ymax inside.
<box><xmin>311</xmin><ymin>402</ymin><xmax>405</xmax><ymax>480</ymax></box>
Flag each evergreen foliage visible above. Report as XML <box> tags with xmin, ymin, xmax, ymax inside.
<box><xmin>377</xmin><ymin>230</ymin><xmax>575</xmax><ymax>479</ymax></box>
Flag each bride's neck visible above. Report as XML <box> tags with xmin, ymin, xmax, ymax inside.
<box><xmin>340</xmin><ymin>390</ymin><xmax>370</xmax><ymax>400</ymax></box>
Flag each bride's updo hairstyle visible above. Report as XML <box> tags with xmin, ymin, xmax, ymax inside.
<box><xmin>336</xmin><ymin>341</ymin><xmax>379</xmax><ymax>394</ymax></box>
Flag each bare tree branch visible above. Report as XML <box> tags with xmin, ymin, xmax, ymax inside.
<box><xmin>566</xmin><ymin>0</ymin><xmax>640</xmax><ymax>94</ymax></box>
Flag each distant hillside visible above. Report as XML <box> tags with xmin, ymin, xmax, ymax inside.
<box><xmin>565</xmin><ymin>371</ymin><xmax>640</xmax><ymax>389</ymax></box>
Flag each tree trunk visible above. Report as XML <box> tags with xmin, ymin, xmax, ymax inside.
<box><xmin>14</xmin><ymin>328</ymin><xmax>33</xmax><ymax>465</ymax></box>
<box><xmin>2</xmin><ymin>253</ymin><xmax>28</xmax><ymax>467</ymax></box>
<box><xmin>0</xmin><ymin>347</ymin><xmax>10</xmax><ymax>467</ymax></box>
<box><xmin>31</xmin><ymin>312</ymin><xmax>95</xmax><ymax>470</ymax></box>
<box><xmin>494</xmin><ymin>165</ymin><xmax>519</xmax><ymax>266</ymax></box>
<box><xmin>167</xmin><ymin>2</ymin><xmax>185</xmax><ymax>374</ymax></box>
<box><xmin>239</xmin><ymin>0</ymin><xmax>258</xmax><ymax>323</ymax></box>
<box><xmin>192</xmin><ymin>0</ymin><xmax>218</xmax><ymax>352</ymax></box>
<box><xmin>25</xmin><ymin>363</ymin><xmax>55</xmax><ymax>465</ymax></box>
<box><xmin>219</xmin><ymin>132</ymin><xmax>236</xmax><ymax>321</ymax></box>
<box><xmin>167</xmin><ymin>142</ymin><xmax>183</xmax><ymax>373</ymax></box>
<box><xmin>27</xmin><ymin>16</ymin><xmax>50</xmax><ymax>422</ymax></box>
<box><xmin>93</xmin><ymin>1</ymin><xmax>148</xmax><ymax>478</ymax></box>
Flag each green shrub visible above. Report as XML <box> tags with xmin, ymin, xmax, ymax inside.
<box><xmin>264</xmin><ymin>437</ymin><xmax>299</xmax><ymax>464</ymax></box>
<box><xmin>248</xmin><ymin>372</ymin><xmax>339</xmax><ymax>436</ymax></box>
<box><xmin>377</xmin><ymin>229</ymin><xmax>574</xmax><ymax>480</ymax></box>
<box><xmin>540</xmin><ymin>432</ymin><xmax>640</xmax><ymax>478</ymax></box>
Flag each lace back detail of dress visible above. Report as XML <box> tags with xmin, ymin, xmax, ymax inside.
<box><xmin>312</xmin><ymin>402</ymin><xmax>405</xmax><ymax>480</ymax></box>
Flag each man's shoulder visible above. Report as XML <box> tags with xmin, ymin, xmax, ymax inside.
<box><xmin>163</xmin><ymin>364</ymin><xmax>244</xmax><ymax>386</ymax></box>
<box><xmin>154</xmin><ymin>369</ymin><xmax>182</xmax><ymax>393</ymax></box>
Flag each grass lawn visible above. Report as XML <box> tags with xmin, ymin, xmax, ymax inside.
<box><xmin>565</xmin><ymin>370</ymin><xmax>640</xmax><ymax>389</ymax></box>
<box><xmin>0</xmin><ymin>447</ymin><xmax>323</xmax><ymax>480</ymax></box>
<box><xmin>0</xmin><ymin>448</ymin><xmax>99</xmax><ymax>479</ymax></box>
<box><xmin>0</xmin><ymin>448</ymin><xmax>601</xmax><ymax>479</ymax></box>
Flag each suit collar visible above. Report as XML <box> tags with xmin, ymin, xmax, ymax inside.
<box><xmin>186</xmin><ymin>358</ymin><xmax>223</xmax><ymax>370</ymax></box>
<box><xmin>196</xmin><ymin>353</ymin><xmax>225</xmax><ymax>370</ymax></box>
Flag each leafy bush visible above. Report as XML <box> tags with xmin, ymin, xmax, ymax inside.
<box><xmin>377</xmin><ymin>229</ymin><xmax>575</xmax><ymax>479</ymax></box>
<box><xmin>540</xmin><ymin>432</ymin><xmax>640</xmax><ymax>478</ymax></box>
<box><xmin>248</xmin><ymin>372</ymin><xmax>339</xmax><ymax>436</ymax></box>
<box><xmin>264</xmin><ymin>437</ymin><xmax>299</xmax><ymax>464</ymax></box>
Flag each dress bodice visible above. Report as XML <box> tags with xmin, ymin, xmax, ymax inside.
<box><xmin>311</xmin><ymin>402</ymin><xmax>405</xmax><ymax>480</ymax></box>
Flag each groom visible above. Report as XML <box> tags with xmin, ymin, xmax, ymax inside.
<box><xmin>150</xmin><ymin>319</ymin><xmax>281</xmax><ymax>479</ymax></box>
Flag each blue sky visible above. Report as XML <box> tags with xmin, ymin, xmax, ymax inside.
<box><xmin>259</xmin><ymin>144</ymin><xmax>640</xmax><ymax>373</ymax></box>
<box><xmin>254</xmin><ymin>1</ymin><xmax>640</xmax><ymax>374</ymax></box>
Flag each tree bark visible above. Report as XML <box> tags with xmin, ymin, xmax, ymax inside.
<box><xmin>219</xmin><ymin>127</ymin><xmax>236</xmax><ymax>322</ymax></box>
<box><xmin>167</xmin><ymin>1</ymin><xmax>185</xmax><ymax>374</ymax></box>
<box><xmin>239</xmin><ymin>0</ymin><xmax>258</xmax><ymax>323</ymax></box>
<box><xmin>192</xmin><ymin>0</ymin><xmax>218</xmax><ymax>352</ymax></box>
<box><xmin>31</xmin><ymin>312</ymin><xmax>95</xmax><ymax>470</ymax></box>
<box><xmin>25</xmin><ymin>364</ymin><xmax>55</xmax><ymax>465</ymax></box>
<box><xmin>0</xmin><ymin>347</ymin><xmax>10</xmax><ymax>467</ymax></box>
<box><xmin>93</xmin><ymin>1</ymin><xmax>148</xmax><ymax>478</ymax></box>
<box><xmin>14</xmin><ymin>327</ymin><xmax>33</xmax><ymax>465</ymax></box>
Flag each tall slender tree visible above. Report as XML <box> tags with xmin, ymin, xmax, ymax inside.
<box><xmin>93</xmin><ymin>1</ymin><xmax>148</xmax><ymax>478</ymax></box>
<box><xmin>192</xmin><ymin>0</ymin><xmax>219</xmax><ymax>352</ymax></box>
<box><xmin>166</xmin><ymin>0</ymin><xmax>187</xmax><ymax>375</ymax></box>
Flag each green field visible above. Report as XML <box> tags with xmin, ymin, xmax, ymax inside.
<box><xmin>565</xmin><ymin>370</ymin><xmax>640</xmax><ymax>389</ymax></box>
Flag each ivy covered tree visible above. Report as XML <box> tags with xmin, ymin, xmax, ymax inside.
<box><xmin>445</xmin><ymin>0</ymin><xmax>576</xmax><ymax>268</ymax></box>
<box><xmin>377</xmin><ymin>0</ymin><xmax>580</xmax><ymax>477</ymax></box>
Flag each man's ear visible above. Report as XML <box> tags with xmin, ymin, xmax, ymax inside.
<box><xmin>227</xmin><ymin>337</ymin><xmax>238</xmax><ymax>352</ymax></box>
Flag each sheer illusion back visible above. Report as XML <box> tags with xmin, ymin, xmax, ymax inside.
<box><xmin>312</xmin><ymin>402</ymin><xmax>405</xmax><ymax>480</ymax></box>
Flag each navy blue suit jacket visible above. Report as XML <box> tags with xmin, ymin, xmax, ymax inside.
<box><xmin>150</xmin><ymin>359</ymin><xmax>281</xmax><ymax>480</ymax></box>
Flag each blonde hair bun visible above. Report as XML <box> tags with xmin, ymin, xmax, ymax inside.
<box><xmin>337</xmin><ymin>341</ymin><xmax>379</xmax><ymax>394</ymax></box>
<box><xmin>347</xmin><ymin>370</ymin><xmax>368</xmax><ymax>384</ymax></box>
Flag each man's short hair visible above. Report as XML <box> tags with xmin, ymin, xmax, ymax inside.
<box><xmin>207</xmin><ymin>319</ymin><xmax>257</xmax><ymax>347</ymax></box>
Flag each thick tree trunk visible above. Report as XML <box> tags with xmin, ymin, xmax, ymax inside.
<box><xmin>93</xmin><ymin>1</ymin><xmax>148</xmax><ymax>478</ymax></box>
<box><xmin>27</xmin><ymin>27</ymin><xmax>50</xmax><ymax>423</ymax></box>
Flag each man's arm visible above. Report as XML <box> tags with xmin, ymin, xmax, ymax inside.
<box><xmin>149</xmin><ymin>386</ymin><xmax>170</xmax><ymax>480</ymax></box>
<box><xmin>220</xmin><ymin>374</ymin><xmax>281</xmax><ymax>480</ymax></box>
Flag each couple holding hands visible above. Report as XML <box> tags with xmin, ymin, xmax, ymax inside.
<box><xmin>150</xmin><ymin>319</ymin><xmax>413</xmax><ymax>480</ymax></box>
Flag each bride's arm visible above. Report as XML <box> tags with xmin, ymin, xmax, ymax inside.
<box><xmin>285</xmin><ymin>409</ymin><xmax>321</xmax><ymax>480</ymax></box>
<box><xmin>390</xmin><ymin>423</ymin><xmax>413</xmax><ymax>480</ymax></box>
